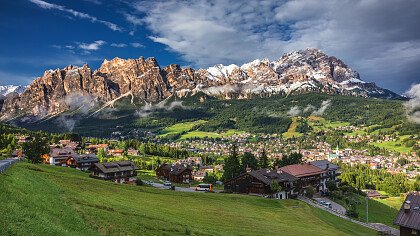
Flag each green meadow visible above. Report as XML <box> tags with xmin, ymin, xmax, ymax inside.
<box><xmin>0</xmin><ymin>162</ymin><xmax>376</xmax><ymax>235</ymax></box>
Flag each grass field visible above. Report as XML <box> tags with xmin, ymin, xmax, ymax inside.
<box><xmin>308</xmin><ymin>116</ymin><xmax>350</xmax><ymax>132</ymax></box>
<box><xmin>374</xmin><ymin>197</ymin><xmax>404</xmax><ymax>210</ymax></box>
<box><xmin>179</xmin><ymin>129</ymin><xmax>244</xmax><ymax>140</ymax></box>
<box><xmin>0</xmin><ymin>162</ymin><xmax>376</xmax><ymax>235</ymax></box>
<box><xmin>283</xmin><ymin>117</ymin><xmax>303</xmax><ymax>139</ymax></box>
<box><xmin>370</xmin><ymin>140</ymin><xmax>412</xmax><ymax>154</ymax></box>
<box><xmin>334</xmin><ymin>196</ymin><xmax>399</xmax><ymax>227</ymax></box>
<box><xmin>158</xmin><ymin>120</ymin><xmax>207</xmax><ymax>137</ymax></box>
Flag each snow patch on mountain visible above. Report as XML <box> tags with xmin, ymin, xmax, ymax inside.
<box><xmin>0</xmin><ymin>85</ymin><xmax>28</xmax><ymax>96</ymax></box>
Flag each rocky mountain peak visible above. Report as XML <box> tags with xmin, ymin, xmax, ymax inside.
<box><xmin>0</xmin><ymin>49</ymin><xmax>402</xmax><ymax>120</ymax></box>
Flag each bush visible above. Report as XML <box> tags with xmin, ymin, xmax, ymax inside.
<box><xmin>305</xmin><ymin>186</ymin><xmax>315</xmax><ymax>198</ymax></box>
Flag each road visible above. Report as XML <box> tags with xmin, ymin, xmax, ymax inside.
<box><xmin>144</xmin><ymin>181</ymin><xmax>222</xmax><ymax>193</ymax></box>
<box><xmin>298</xmin><ymin>196</ymin><xmax>399</xmax><ymax>236</ymax></box>
<box><xmin>313</xmin><ymin>197</ymin><xmax>346</xmax><ymax>214</ymax></box>
<box><xmin>0</xmin><ymin>157</ymin><xmax>21</xmax><ymax>174</ymax></box>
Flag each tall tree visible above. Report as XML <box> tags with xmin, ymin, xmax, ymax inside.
<box><xmin>258</xmin><ymin>149</ymin><xmax>269</xmax><ymax>169</ymax></box>
<box><xmin>222</xmin><ymin>144</ymin><xmax>241</xmax><ymax>181</ymax></box>
<box><xmin>23</xmin><ymin>135</ymin><xmax>50</xmax><ymax>164</ymax></box>
<box><xmin>241</xmin><ymin>152</ymin><xmax>258</xmax><ymax>171</ymax></box>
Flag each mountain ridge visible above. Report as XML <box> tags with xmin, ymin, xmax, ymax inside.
<box><xmin>0</xmin><ymin>48</ymin><xmax>402</xmax><ymax>120</ymax></box>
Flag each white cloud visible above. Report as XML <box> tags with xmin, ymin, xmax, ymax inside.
<box><xmin>311</xmin><ymin>100</ymin><xmax>331</xmax><ymax>116</ymax></box>
<box><xmin>111</xmin><ymin>43</ymin><xmax>127</xmax><ymax>48</ymax></box>
<box><xmin>78</xmin><ymin>40</ymin><xmax>106</xmax><ymax>51</ymax></box>
<box><xmin>287</xmin><ymin>106</ymin><xmax>301</xmax><ymax>117</ymax></box>
<box><xmin>29</xmin><ymin>0</ymin><xmax>122</xmax><ymax>31</ymax></box>
<box><xmin>131</xmin><ymin>42</ymin><xmax>144</xmax><ymax>48</ymax></box>
<box><xmin>404</xmin><ymin>83</ymin><xmax>420</xmax><ymax>124</ymax></box>
<box><xmin>129</xmin><ymin>0</ymin><xmax>420</xmax><ymax>92</ymax></box>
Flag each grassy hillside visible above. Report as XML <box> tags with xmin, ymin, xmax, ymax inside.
<box><xmin>0</xmin><ymin>162</ymin><xmax>376</xmax><ymax>235</ymax></box>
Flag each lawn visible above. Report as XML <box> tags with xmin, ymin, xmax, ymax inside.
<box><xmin>0</xmin><ymin>162</ymin><xmax>376</xmax><ymax>236</ymax></box>
<box><xmin>334</xmin><ymin>196</ymin><xmax>399</xmax><ymax>228</ymax></box>
<box><xmin>373</xmin><ymin>197</ymin><xmax>404</xmax><ymax>210</ymax></box>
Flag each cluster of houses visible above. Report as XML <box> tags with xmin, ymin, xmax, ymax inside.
<box><xmin>224</xmin><ymin>160</ymin><xmax>340</xmax><ymax>199</ymax></box>
<box><xmin>39</xmin><ymin>140</ymin><xmax>138</xmax><ymax>184</ymax></box>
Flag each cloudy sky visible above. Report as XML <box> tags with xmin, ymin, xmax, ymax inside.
<box><xmin>0</xmin><ymin>0</ymin><xmax>419</xmax><ymax>93</ymax></box>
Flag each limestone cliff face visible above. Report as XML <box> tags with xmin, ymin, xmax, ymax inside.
<box><xmin>0</xmin><ymin>48</ymin><xmax>401</xmax><ymax>119</ymax></box>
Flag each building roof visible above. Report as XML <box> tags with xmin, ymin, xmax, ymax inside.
<box><xmin>93</xmin><ymin>161</ymin><xmax>137</xmax><ymax>174</ymax></box>
<box><xmin>72</xmin><ymin>154</ymin><xmax>99</xmax><ymax>164</ymax></box>
<box><xmin>310</xmin><ymin>160</ymin><xmax>339</xmax><ymax>171</ymax></box>
<box><xmin>249</xmin><ymin>169</ymin><xmax>298</xmax><ymax>185</ymax></box>
<box><xmin>158</xmin><ymin>163</ymin><xmax>192</xmax><ymax>175</ymax></box>
<box><xmin>225</xmin><ymin>168</ymin><xmax>298</xmax><ymax>185</ymax></box>
<box><xmin>50</xmin><ymin>148</ymin><xmax>75</xmax><ymax>157</ymax></box>
<box><xmin>394</xmin><ymin>192</ymin><xmax>420</xmax><ymax>231</ymax></box>
<box><xmin>280</xmin><ymin>163</ymin><xmax>325</xmax><ymax>177</ymax></box>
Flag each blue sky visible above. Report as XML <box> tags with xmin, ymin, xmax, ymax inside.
<box><xmin>0</xmin><ymin>0</ymin><xmax>419</xmax><ymax>94</ymax></box>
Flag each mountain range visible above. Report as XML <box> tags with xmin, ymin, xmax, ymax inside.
<box><xmin>0</xmin><ymin>48</ymin><xmax>401</xmax><ymax>121</ymax></box>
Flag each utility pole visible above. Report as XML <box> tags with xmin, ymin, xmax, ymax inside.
<box><xmin>366</xmin><ymin>196</ymin><xmax>369</xmax><ymax>223</ymax></box>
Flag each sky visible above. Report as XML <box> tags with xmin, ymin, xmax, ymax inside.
<box><xmin>0</xmin><ymin>0</ymin><xmax>419</xmax><ymax>94</ymax></box>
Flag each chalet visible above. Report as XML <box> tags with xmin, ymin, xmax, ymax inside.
<box><xmin>42</xmin><ymin>148</ymin><xmax>75</xmax><ymax>166</ymax></box>
<box><xmin>155</xmin><ymin>163</ymin><xmax>193</xmax><ymax>183</ymax></box>
<box><xmin>66</xmin><ymin>154</ymin><xmax>99</xmax><ymax>171</ymax></box>
<box><xmin>394</xmin><ymin>192</ymin><xmax>420</xmax><ymax>236</ymax></box>
<box><xmin>280</xmin><ymin>163</ymin><xmax>325</xmax><ymax>193</ymax></box>
<box><xmin>11</xmin><ymin>150</ymin><xmax>23</xmax><ymax>158</ymax></box>
<box><xmin>200</xmin><ymin>166</ymin><xmax>214</xmax><ymax>173</ymax></box>
<box><xmin>309</xmin><ymin>160</ymin><xmax>340</xmax><ymax>192</ymax></box>
<box><xmin>108</xmin><ymin>149</ymin><xmax>124</xmax><ymax>157</ymax></box>
<box><xmin>224</xmin><ymin>169</ymin><xmax>298</xmax><ymax>199</ymax></box>
<box><xmin>59</xmin><ymin>140</ymin><xmax>80</xmax><ymax>149</ymax></box>
<box><xmin>86</xmin><ymin>144</ymin><xmax>109</xmax><ymax>154</ymax></box>
<box><xmin>193</xmin><ymin>171</ymin><xmax>206</xmax><ymax>182</ymax></box>
<box><xmin>91</xmin><ymin>161</ymin><xmax>137</xmax><ymax>183</ymax></box>
<box><xmin>127</xmin><ymin>148</ymin><xmax>139</xmax><ymax>156</ymax></box>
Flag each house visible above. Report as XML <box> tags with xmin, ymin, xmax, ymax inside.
<box><xmin>86</xmin><ymin>144</ymin><xmax>109</xmax><ymax>154</ymax></box>
<box><xmin>394</xmin><ymin>192</ymin><xmax>420</xmax><ymax>236</ymax></box>
<box><xmin>280</xmin><ymin>163</ymin><xmax>326</xmax><ymax>193</ymax></box>
<box><xmin>364</xmin><ymin>190</ymin><xmax>382</xmax><ymax>199</ymax></box>
<box><xmin>155</xmin><ymin>163</ymin><xmax>193</xmax><ymax>183</ymax></box>
<box><xmin>91</xmin><ymin>161</ymin><xmax>137</xmax><ymax>183</ymax></box>
<box><xmin>127</xmin><ymin>148</ymin><xmax>139</xmax><ymax>156</ymax></box>
<box><xmin>309</xmin><ymin>160</ymin><xmax>340</xmax><ymax>192</ymax></box>
<box><xmin>42</xmin><ymin>148</ymin><xmax>75</xmax><ymax>166</ymax></box>
<box><xmin>193</xmin><ymin>171</ymin><xmax>206</xmax><ymax>182</ymax></box>
<box><xmin>224</xmin><ymin>168</ymin><xmax>298</xmax><ymax>199</ymax></box>
<box><xmin>66</xmin><ymin>154</ymin><xmax>99</xmax><ymax>171</ymax></box>
<box><xmin>108</xmin><ymin>149</ymin><xmax>124</xmax><ymax>157</ymax></box>
<box><xmin>11</xmin><ymin>150</ymin><xmax>23</xmax><ymax>158</ymax></box>
<box><xmin>200</xmin><ymin>165</ymin><xmax>214</xmax><ymax>173</ymax></box>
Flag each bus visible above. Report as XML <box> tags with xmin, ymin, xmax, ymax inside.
<box><xmin>195</xmin><ymin>183</ymin><xmax>213</xmax><ymax>192</ymax></box>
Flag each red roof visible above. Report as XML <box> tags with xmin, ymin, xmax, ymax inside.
<box><xmin>280</xmin><ymin>163</ymin><xmax>325</xmax><ymax>177</ymax></box>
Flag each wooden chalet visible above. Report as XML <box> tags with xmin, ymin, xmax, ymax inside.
<box><xmin>91</xmin><ymin>161</ymin><xmax>137</xmax><ymax>183</ymax></box>
<box><xmin>155</xmin><ymin>163</ymin><xmax>193</xmax><ymax>183</ymax></box>
<box><xmin>86</xmin><ymin>144</ymin><xmax>109</xmax><ymax>154</ymax></box>
<box><xmin>224</xmin><ymin>169</ymin><xmax>298</xmax><ymax>199</ymax></box>
<box><xmin>66</xmin><ymin>154</ymin><xmax>99</xmax><ymax>171</ymax></box>
<box><xmin>108</xmin><ymin>149</ymin><xmax>124</xmax><ymax>157</ymax></box>
<box><xmin>280</xmin><ymin>163</ymin><xmax>325</xmax><ymax>192</ymax></box>
<box><xmin>394</xmin><ymin>192</ymin><xmax>420</xmax><ymax>236</ymax></box>
<box><xmin>42</xmin><ymin>147</ymin><xmax>76</xmax><ymax>166</ymax></box>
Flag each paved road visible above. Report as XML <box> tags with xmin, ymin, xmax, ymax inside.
<box><xmin>298</xmin><ymin>196</ymin><xmax>399</xmax><ymax>236</ymax></box>
<box><xmin>0</xmin><ymin>158</ymin><xmax>21</xmax><ymax>174</ymax></box>
<box><xmin>313</xmin><ymin>197</ymin><xmax>347</xmax><ymax>214</ymax></box>
<box><xmin>144</xmin><ymin>181</ymin><xmax>222</xmax><ymax>193</ymax></box>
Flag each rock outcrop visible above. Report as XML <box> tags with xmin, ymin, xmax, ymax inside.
<box><xmin>0</xmin><ymin>48</ymin><xmax>401</xmax><ymax>120</ymax></box>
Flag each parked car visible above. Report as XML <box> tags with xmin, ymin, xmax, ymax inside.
<box><xmin>195</xmin><ymin>183</ymin><xmax>213</xmax><ymax>192</ymax></box>
<box><xmin>324</xmin><ymin>202</ymin><xmax>332</xmax><ymax>208</ymax></box>
<box><xmin>163</xmin><ymin>181</ymin><xmax>172</xmax><ymax>189</ymax></box>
